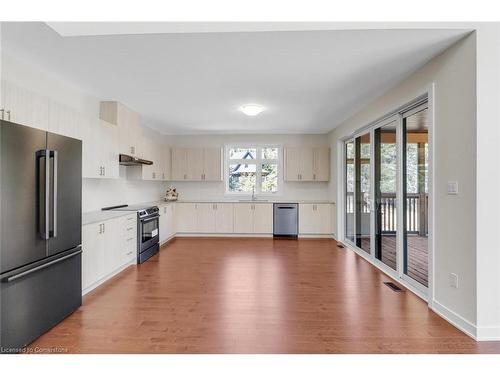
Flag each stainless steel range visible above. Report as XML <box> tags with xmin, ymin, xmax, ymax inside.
<box><xmin>102</xmin><ymin>204</ymin><xmax>160</xmax><ymax>263</ymax></box>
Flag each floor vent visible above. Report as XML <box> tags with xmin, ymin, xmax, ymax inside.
<box><xmin>384</xmin><ymin>282</ymin><xmax>404</xmax><ymax>292</ymax></box>
<box><xmin>337</xmin><ymin>243</ymin><xmax>345</xmax><ymax>248</ymax></box>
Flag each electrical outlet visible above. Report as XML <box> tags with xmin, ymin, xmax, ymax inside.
<box><xmin>449</xmin><ymin>273</ymin><xmax>459</xmax><ymax>288</ymax></box>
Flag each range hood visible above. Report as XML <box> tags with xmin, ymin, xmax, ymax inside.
<box><xmin>119</xmin><ymin>154</ymin><xmax>153</xmax><ymax>166</ymax></box>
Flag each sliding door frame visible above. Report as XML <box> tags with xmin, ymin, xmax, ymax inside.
<box><xmin>337</xmin><ymin>85</ymin><xmax>434</xmax><ymax>303</ymax></box>
<box><xmin>400</xmin><ymin>102</ymin><xmax>432</xmax><ymax>294</ymax></box>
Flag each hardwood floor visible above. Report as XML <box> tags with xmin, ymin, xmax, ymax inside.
<box><xmin>29</xmin><ymin>238</ymin><xmax>500</xmax><ymax>353</ymax></box>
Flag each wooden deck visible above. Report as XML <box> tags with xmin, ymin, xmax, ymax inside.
<box><xmin>28</xmin><ymin>238</ymin><xmax>500</xmax><ymax>354</ymax></box>
<box><xmin>361</xmin><ymin>235</ymin><xmax>428</xmax><ymax>286</ymax></box>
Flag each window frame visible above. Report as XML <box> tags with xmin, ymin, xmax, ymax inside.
<box><xmin>224</xmin><ymin>143</ymin><xmax>283</xmax><ymax>196</ymax></box>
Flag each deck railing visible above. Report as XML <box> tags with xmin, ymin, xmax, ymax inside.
<box><xmin>346</xmin><ymin>192</ymin><xmax>428</xmax><ymax>236</ymax></box>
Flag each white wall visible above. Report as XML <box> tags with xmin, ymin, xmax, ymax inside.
<box><xmin>164</xmin><ymin>134</ymin><xmax>331</xmax><ymax>201</ymax></box>
<box><xmin>328</xmin><ymin>34</ymin><xmax>479</xmax><ymax>333</ymax></box>
<box><xmin>82</xmin><ymin>168</ymin><xmax>166</xmax><ymax>211</ymax></box>
<box><xmin>0</xmin><ymin>52</ymin><xmax>166</xmax><ymax>213</ymax></box>
<box><xmin>475</xmin><ymin>23</ymin><xmax>500</xmax><ymax>340</ymax></box>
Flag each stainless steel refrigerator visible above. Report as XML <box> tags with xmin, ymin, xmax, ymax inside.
<box><xmin>0</xmin><ymin>120</ymin><xmax>82</xmax><ymax>351</ymax></box>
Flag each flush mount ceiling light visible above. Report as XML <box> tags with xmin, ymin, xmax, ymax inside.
<box><xmin>240</xmin><ymin>104</ymin><xmax>265</xmax><ymax>116</ymax></box>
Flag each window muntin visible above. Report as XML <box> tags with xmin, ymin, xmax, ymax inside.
<box><xmin>225</xmin><ymin>145</ymin><xmax>281</xmax><ymax>195</ymax></box>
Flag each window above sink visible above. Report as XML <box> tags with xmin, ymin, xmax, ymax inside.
<box><xmin>225</xmin><ymin>144</ymin><xmax>282</xmax><ymax>197</ymax></box>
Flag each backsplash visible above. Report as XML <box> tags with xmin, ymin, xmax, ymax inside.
<box><xmin>82</xmin><ymin>166</ymin><xmax>167</xmax><ymax>212</ymax></box>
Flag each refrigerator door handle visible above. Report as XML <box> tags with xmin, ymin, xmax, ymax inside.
<box><xmin>50</xmin><ymin>150</ymin><xmax>58</xmax><ymax>238</ymax></box>
<box><xmin>36</xmin><ymin>149</ymin><xmax>50</xmax><ymax>240</ymax></box>
<box><xmin>2</xmin><ymin>249</ymin><xmax>82</xmax><ymax>283</ymax></box>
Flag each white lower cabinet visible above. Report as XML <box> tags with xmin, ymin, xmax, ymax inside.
<box><xmin>298</xmin><ymin>203</ymin><xmax>332</xmax><ymax>235</ymax></box>
<box><xmin>175</xmin><ymin>203</ymin><xmax>197</xmax><ymax>233</ymax></box>
<box><xmin>175</xmin><ymin>202</ymin><xmax>235</xmax><ymax>234</ymax></box>
<box><xmin>159</xmin><ymin>203</ymin><xmax>175</xmax><ymax>243</ymax></box>
<box><xmin>196</xmin><ymin>203</ymin><xmax>216</xmax><ymax>233</ymax></box>
<box><xmin>82</xmin><ymin>213</ymin><xmax>137</xmax><ymax>294</ymax></box>
<box><xmin>233</xmin><ymin>203</ymin><xmax>273</xmax><ymax>234</ymax></box>
<box><xmin>214</xmin><ymin>203</ymin><xmax>234</xmax><ymax>233</ymax></box>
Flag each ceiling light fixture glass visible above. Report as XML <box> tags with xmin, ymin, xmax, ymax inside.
<box><xmin>240</xmin><ymin>104</ymin><xmax>265</xmax><ymax>116</ymax></box>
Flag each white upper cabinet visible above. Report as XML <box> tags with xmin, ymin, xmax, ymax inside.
<box><xmin>100</xmin><ymin>101</ymin><xmax>143</xmax><ymax>157</ymax></box>
<box><xmin>203</xmin><ymin>148</ymin><xmax>223</xmax><ymax>181</ymax></box>
<box><xmin>48</xmin><ymin>100</ymin><xmax>82</xmax><ymax>140</ymax></box>
<box><xmin>171</xmin><ymin>147</ymin><xmax>222</xmax><ymax>181</ymax></box>
<box><xmin>313</xmin><ymin>147</ymin><xmax>330</xmax><ymax>181</ymax></box>
<box><xmin>129</xmin><ymin>137</ymin><xmax>170</xmax><ymax>181</ymax></box>
<box><xmin>171</xmin><ymin>148</ymin><xmax>188</xmax><ymax>180</ymax></box>
<box><xmin>82</xmin><ymin>118</ymin><xmax>119</xmax><ymax>179</ymax></box>
<box><xmin>1</xmin><ymin>80</ymin><xmax>49</xmax><ymax>131</ymax></box>
<box><xmin>186</xmin><ymin>148</ymin><xmax>204</xmax><ymax>181</ymax></box>
<box><xmin>299</xmin><ymin>148</ymin><xmax>315</xmax><ymax>181</ymax></box>
<box><xmin>160</xmin><ymin>145</ymin><xmax>171</xmax><ymax>181</ymax></box>
<box><xmin>285</xmin><ymin>147</ymin><xmax>330</xmax><ymax>182</ymax></box>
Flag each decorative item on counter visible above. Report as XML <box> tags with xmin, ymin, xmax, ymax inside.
<box><xmin>164</xmin><ymin>187</ymin><xmax>179</xmax><ymax>201</ymax></box>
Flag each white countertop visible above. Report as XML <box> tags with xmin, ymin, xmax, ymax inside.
<box><xmin>171</xmin><ymin>199</ymin><xmax>335</xmax><ymax>204</ymax></box>
<box><xmin>83</xmin><ymin>199</ymin><xmax>335</xmax><ymax>225</ymax></box>
<box><xmin>82</xmin><ymin>210</ymin><xmax>135</xmax><ymax>226</ymax></box>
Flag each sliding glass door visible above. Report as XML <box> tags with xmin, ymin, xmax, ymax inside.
<box><xmin>344</xmin><ymin>134</ymin><xmax>371</xmax><ymax>252</ymax></box>
<box><xmin>342</xmin><ymin>99</ymin><xmax>430</xmax><ymax>293</ymax></box>
<box><xmin>402</xmin><ymin>105</ymin><xmax>429</xmax><ymax>287</ymax></box>
<box><xmin>374</xmin><ymin>119</ymin><xmax>398</xmax><ymax>270</ymax></box>
<box><xmin>355</xmin><ymin>133</ymin><xmax>371</xmax><ymax>253</ymax></box>
<box><xmin>345</xmin><ymin>140</ymin><xmax>355</xmax><ymax>243</ymax></box>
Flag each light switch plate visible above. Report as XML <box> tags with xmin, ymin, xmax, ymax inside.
<box><xmin>449</xmin><ymin>273</ymin><xmax>459</xmax><ymax>288</ymax></box>
<box><xmin>447</xmin><ymin>181</ymin><xmax>458</xmax><ymax>195</ymax></box>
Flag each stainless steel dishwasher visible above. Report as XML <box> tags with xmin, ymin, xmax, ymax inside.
<box><xmin>273</xmin><ymin>203</ymin><xmax>298</xmax><ymax>238</ymax></box>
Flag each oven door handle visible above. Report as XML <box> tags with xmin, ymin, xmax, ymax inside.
<box><xmin>141</xmin><ymin>215</ymin><xmax>160</xmax><ymax>223</ymax></box>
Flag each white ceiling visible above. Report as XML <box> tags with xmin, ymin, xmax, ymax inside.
<box><xmin>1</xmin><ymin>22</ymin><xmax>469</xmax><ymax>134</ymax></box>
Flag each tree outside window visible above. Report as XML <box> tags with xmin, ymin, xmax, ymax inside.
<box><xmin>226</xmin><ymin>145</ymin><xmax>280</xmax><ymax>195</ymax></box>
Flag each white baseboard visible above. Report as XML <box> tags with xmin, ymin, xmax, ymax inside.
<box><xmin>429</xmin><ymin>299</ymin><xmax>477</xmax><ymax>340</ymax></box>
<box><xmin>298</xmin><ymin>234</ymin><xmax>334</xmax><ymax>238</ymax></box>
<box><xmin>476</xmin><ymin>325</ymin><xmax>500</xmax><ymax>341</ymax></box>
<box><xmin>175</xmin><ymin>233</ymin><xmax>273</xmax><ymax>238</ymax></box>
<box><xmin>169</xmin><ymin>233</ymin><xmax>335</xmax><ymax>239</ymax></box>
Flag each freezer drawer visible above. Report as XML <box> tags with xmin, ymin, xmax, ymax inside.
<box><xmin>273</xmin><ymin>203</ymin><xmax>298</xmax><ymax>237</ymax></box>
<box><xmin>0</xmin><ymin>248</ymin><xmax>82</xmax><ymax>351</ymax></box>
